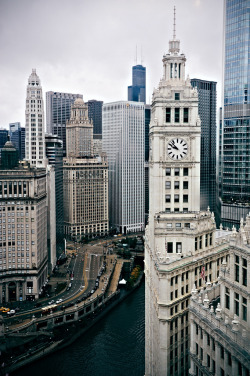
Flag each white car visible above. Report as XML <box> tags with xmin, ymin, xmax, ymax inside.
<box><xmin>48</xmin><ymin>300</ymin><xmax>55</xmax><ymax>305</ymax></box>
<box><xmin>7</xmin><ymin>309</ymin><xmax>15</xmax><ymax>316</ymax></box>
<box><xmin>56</xmin><ymin>299</ymin><xmax>63</xmax><ymax>304</ymax></box>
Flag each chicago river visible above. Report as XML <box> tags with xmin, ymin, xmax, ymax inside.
<box><xmin>13</xmin><ymin>280</ymin><xmax>145</xmax><ymax>376</ymax></box>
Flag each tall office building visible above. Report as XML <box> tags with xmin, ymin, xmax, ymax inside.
<box><xmin>128</xmin><ymin>64</ymin><xmax>146</xmax><ymax>103</ymax></box>
<box><xmin>87</xmin><ymin>100</ymin><xmax>103</xmax><ymax>135</ymax></box>
<box><xmin>45</xmin><ymin>134</ymin><xmax>64</xmax><ymax>253</ymax></box>
<box><xmin>9</xmin><ymin>122</ymin><xmax>25</xmax><ymax>160</ymax></box>
<box><xmin>219</xmin><ymin>0</ymin><xmax>250</xmax><ymax>228</ymax></box>
<box><xmin>0</xmin><ymin>141</ymin><xmax>48</xmax><ymax>303</ymax></box>
<box><xmin>190</xmin><ymin>79</ymin><xmax>218</xmax><ymax>224</ymax></box>
<box><xmin>0</xmin><ymin>130</ymin><xmax>9</xmax><ymax>158</ymax></box>
<box><xmin>25</xmin><ymin>69</ymin><xmax>46</xmax><ymax>167</ymax></box>
<box><xmin>64</xmin><ymin>98</ymin><xmax>109</xmax><ymax>240</ymax></box>
<box><xmin>46</xmin><ymin>91</ymin><xmax>83</xmax><ymax>156</ymax></box>
<box><xmin>103</xmin><ymin>101</ymin><xmax>145</xmax><ymax>234</ymax></box>
<box><xmin>145</xmin><ymin>20</ymin><xmax>229</xmax><ymax>376</ymax></box>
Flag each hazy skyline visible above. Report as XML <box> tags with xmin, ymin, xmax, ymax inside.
<box><xmin>0</xmin><ymin>0</ymin><xmax>223</xmax><ymax>129</ymax></box>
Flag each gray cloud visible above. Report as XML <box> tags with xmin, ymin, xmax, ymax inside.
<box><xmin>0</xmin><ymin>0</ymin><xmax>223</xmax><ymax>128</ymax></box>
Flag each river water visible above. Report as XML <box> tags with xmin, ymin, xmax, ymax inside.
<box><xmin>13</xmin><ymin>281</ymin><xmax>145</xmax><ymax>376</ymax></box>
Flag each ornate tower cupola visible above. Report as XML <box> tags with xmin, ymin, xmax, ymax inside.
<box><xmin>162</xmin><ymin>7</ymin><xmax>186</xmax><ymax>83</ymax></box>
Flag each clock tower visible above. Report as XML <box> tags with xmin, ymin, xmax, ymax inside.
<box><xmin>145</xmin><ymin>9</ymin><xmax>217</xmax><ymax>376</ymax></box>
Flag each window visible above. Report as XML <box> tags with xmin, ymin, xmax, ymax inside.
<box><xmin>195</xmin><ymin>237</ymin><xmax>198</xmax><ymax>251</ymax></box>
<box><xmin>166</xmin><ymin>168</ymin><xmax>171</xmax><ymax>176</ymax></box>
<box><xmin>183</xmin><ymin>181</ymin><xmax>188</xmax><ymax>189</ymax></box>
<box><xmin>235</xmin><ymin>256</ymin><xmax>239</xmax><ymax>282</ymax></box>
<box><xmin>176</xmin><ymin>243</ymin><xmax>182</xmax><ymax>253</ymax></box>
<box><xmin>167</xmin><ymin>223</ymin><xmax>172</xmax><ymax>228</ymax></box>
<box><xmin>176</xmin><ymin>223</ymin><xmax>181</xmax><ymax>228</ymax></box>
<box><xmin>242</xmin><ymin>258</ymin><xmax>247</xmax><ymax>286</ymax></box>
<box><xmin>242</xmin><ymin>297</ymin><xmax>247</xmax><ymax>321</ymax></box>
<box><xmin>225</xmin><ymin>287</ymin><xmax>230</xmax><ymax>309</ymax></box>
<box><xmin>199</xmin><ymin>236</ymin><xmax>202</xmax><ymax>249</ymax></box>
<box><xmin>184</xmin><ymin>223</ymin><xmax>190</xmax><ymax>228</ymax></box>
<box><xmin>183</xmin><ymin>108</ymin><xmax>189</xmax><ymax>123</ymax></box>
<box><xmin>167</xmin><ymin>242</ymin><xmax>173</xmax><ymax>253</ymax></box>
<box><xmin>205</xmin><ymin>234</ymin><xmax>208</xmax><ymax>247</ymax></box>
<box><xmin>174</xmin><ymin>181</ymin><xmax>180</xmax><ymax>189</ymax></box>
<box><xmin>174</xmin><ymin>195</ymin><xmax>179</xmax><ymax>203</ymax></box>
<box><xmin>175</xmin><ymin>108</ymin><xmax>180</xmax><ymax>122</ymax></box>
<box><xmin>183</xmin><ymin>195</ymin><xmax>188</xmax><ymax>203</ymax></box>
<box><xmin>175</xmin><ymin>93</ymin><xmax>180</xmax><ymax>100</ymax></box>
<box><xmin>183</xmin><ymin>168</ymin><xmax>188</xmax><ymax>176</ymax></box>
<box><xmin>165</xmin><ymin>195</ymin><xmax>171</xmax><ymax>203</ymax></box>
<box><xmin>234</xmin><ymin>293</ymin><xmax>239</xmax><ymax>316</ymax></box>
<box><xmin>175</xmin><ymin>168</ymin><xmax>180</xmax><ymax>176</ymax></box>
<box><xmin>165</xmin><ymin>181</ymin><xmax>171</xmax><ymax>189</ymax></box>
<box><xmin>166</xmin><ymin>108</ymin><xmax>171</xmax><ymax>122</ymax></box>
<box><xmin>174</xmin><ymin>208</ymin><xmax>179</xmax><ymax>212</ymax></box>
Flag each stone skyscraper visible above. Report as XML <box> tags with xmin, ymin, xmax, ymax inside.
<box><xmin>145</xmin><ymin>15</ymin><xmax>229</xmax><ymax>376</ymax></box>
<box><xmin>0</xmin><ymin>142</ymin><xmax>48</xmax><ymax>303</ymax></box>
<box><xmin>25</xmin><ymin>69</ymin><xmax>46</xmax><ymax>167</ymax></box>
<box><xmin>66</xmin><ymin>98</ymin><xmax>93</xmax><ymax>157</ymax></box>
<box><xmin>64</xmin><ymin>98</ymin><xmax>109</xmax><ymax>240</ymax></box>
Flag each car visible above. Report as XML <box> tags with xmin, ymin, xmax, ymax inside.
<box><xmin>7</xmin><ymin>309</ymin><xmax>15</xmax><ymax>316</ymax></box>
<box><xmin>76</xmin><ymin>299</ymin><xmax>81</xmax><ymax>304</ymax></box>
<box><xmin>34</xmin><ymin>303</ymin><xmax>41</xmax><ymax>308</ymax></box>
<box><xmin>0</xmin><ymin>307</ymin><xmax>10</xmax><ymax>313</ymax></box>
<box><xmin>91</xmin><ymin>290</ymin><xmax>95</xmax><ymax>294</ymax></box>
<box><xmin>56</xmin><ymin>299</ymin><xmax>63</xmax><ymax>304</ymax></box>
<box><xmin>48</xmin><ymin>300</ymin><xmax>55</xmax><ymax>305</ymax></box>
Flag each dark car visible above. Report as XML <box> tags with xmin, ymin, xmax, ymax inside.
<box><xmin>34</xmin><ymin>302</ymin><xmax>42</xmax><ymax>308</ymax></box>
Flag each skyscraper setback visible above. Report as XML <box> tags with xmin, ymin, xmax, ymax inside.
<box><xmin>219</xmin><ymin>0</ymin><xmax>250</xmax><ymax>228</ymax></box>
<box><xmin>128</xmin><ymin>64</ymin><xmax>146</xmax><ymax>103</ymax></box>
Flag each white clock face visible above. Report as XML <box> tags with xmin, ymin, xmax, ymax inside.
<box><xmin>167</xmin><ymin>138</ymin><xmax>188</xmax><ymax>160</ymax></box>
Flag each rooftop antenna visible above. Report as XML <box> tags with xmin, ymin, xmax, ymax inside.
<box><xmin>141</xmin><ymin>45</ymin><xmax>143</xmax><ymax>65</ymax></box>
<box><xmin>173</xmin><ymin>6</ymin><xmax>176</xmax><ymax>39</ymax></box>
<box><xmin>135</xmin><ymin>45</ymin><xmax>138</xmax><ymax>65</ymax></box>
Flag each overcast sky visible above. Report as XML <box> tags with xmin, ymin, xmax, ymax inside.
<box><xmin>0</xmin><ymin>0</ymin><xmax>224</xmax><ymax>129</ymax></box>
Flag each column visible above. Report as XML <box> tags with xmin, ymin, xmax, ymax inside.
<box><xmin>231</xmin><ymin>356</ymin><xmax>238</xmax><ymax>376</ymax></box>
<box><xmin>16</xmin><ymin>281</ymin><xmax>20</xmax><ymax>301</ymax></box>
<box><xmin>5</xmin><ymin>283</ymin><xmax>9</xmax><ymax>302</ymax></box>
<box><xmin>202</xmin><ymin>331</ymin><xmax>207</xmax><ymax>368</ymax></box>
<box><xmin>215</xmin><ymin>341</ymin><xmax>220</xmax><ymax>376</ymax></box>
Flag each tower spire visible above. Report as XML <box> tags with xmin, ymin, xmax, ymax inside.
<box><xmin>168</xmin><ymin>6</ymin><xmax>180</xmax><ymax>54</ymax></box>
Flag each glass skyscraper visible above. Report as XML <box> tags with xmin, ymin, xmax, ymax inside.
<box><xmin>191</xmin><ymin>79</ymin><xmax>218</xmax><ymax>225</ymax></box>
<box><xmin>220</xmin><ymin>0</ymin><xmax>250</xmax><ymax>228</ymax></box>
<box><xmin>46</xmin><ymin>91</ymin><xmax>83</xmax><ymax>156</ymax></box>
<box><xmin>128</xmin><ymin>64</ymin><xmax>146</xmax><ymax>103</ymax></box>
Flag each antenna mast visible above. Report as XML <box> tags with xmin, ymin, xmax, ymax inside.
<box><xmin>173</xmin><ymin>6</ymin><xmax>176</xmax><ymax>39</ymax></box>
